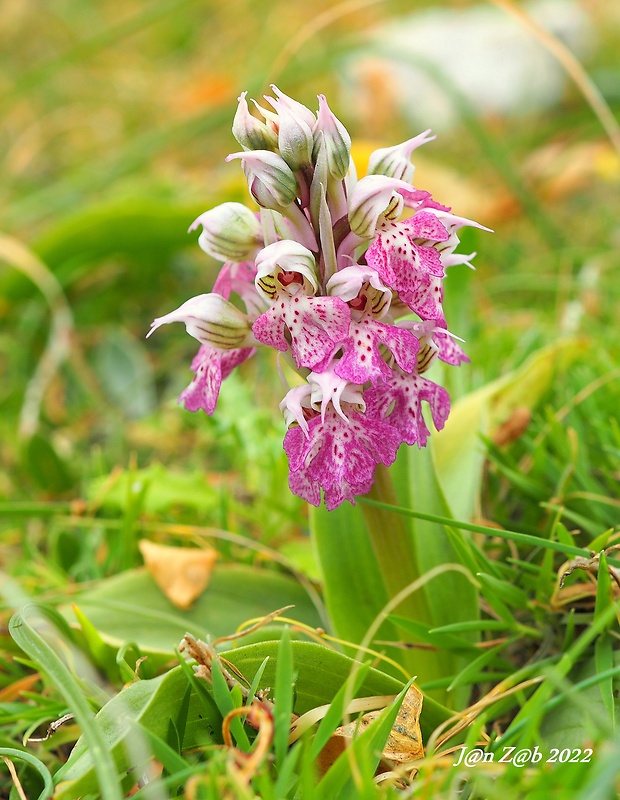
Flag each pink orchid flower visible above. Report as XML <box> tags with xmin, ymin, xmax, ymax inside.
<box><xmin>149</xmin><ymin>87</ymin><xmax>490</xmax><ymax>509</ymax></box>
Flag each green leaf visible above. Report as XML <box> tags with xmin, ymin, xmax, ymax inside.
<box><xmin>0</xmin><ymin>748</ymin><xmax>54</xmax><ymax>800</ymax></box>
<box><xmin>116</xmin><ymin>641</ymin><xmax>153</xmax><ymax>683</ymax></box>
<box><xmin>174</xmin><ymin>651</ymin><xmax>222</xmax><ymax>739</ymax></box>
<box><xmin>54</xmin><ymin>666</ymin><xmax>215</xmax><ymax>799</ymax></box>
<box><xmin>135</xmin><ymin>723</ymin><xmax>188</xmax><ymax>777</ymax></box>
<box><xmin>315</xmin><ymin>680</ymin><xmax>413</xmax><ymax>800</ymax></box>
<box><xmin>52</xmin><ymin>638</ymin><xmax>450</xmax><ymax>799</ymax></box>
<box><xmin>222</xmin><ymin>640</ymin><xmax>451</xmax><ymax>738</ymax></box>
<box><xmin>33</xmin><ymin>199</ymin><xmax>204</xmax><ymax>276</ymax></box>
<box><xmin>476</xmin><ymin>572</ymin><xmax>530</xmax><ymax>610</ymax></box>
<box><xmin>506</xmin><ymin>599</ymin><xmax>620</xmax><ymax>747</ymax></box>
<box><xmin>310</xmin><ymin>502</ymin><xmax>400</xmax><ymax>666</ymax></box>
<box><xmin>447</xmin><ymin>641</ymin><xmax>510</xmax><ymax>691</ymax></box>
<box><xmin>388</xmin><ymin>615</ymin><xmax>477</xmax><ymax>653</ymax></box>
<box><xmin>247</xmin><ymin>655</ymin><xmax>270</xmax><ymax>705</ymax></box>
<box><xmin>22</xmin><ymin>434</ymin><xmax>74</xmax><ymax>493</ymax></box>
<box><xmin>309</xmin><ymin>662</ymin><xmax>372</xmax><ymax>759</ymax></box>
<box><xmin>278</xmin><ymin>537</ymin><xmax>321</xmax><ymax>582</ymax></box>
<box><xmin>540</xmin><ymin>653</ymin><xmax>620</xmax><ymax>750</ymax></box>
<box><xmin>430</xmin><ymin>619</ymin><xmax>511</xmax><ymax>634</ymax></box>
<box><xmin>91</xmin><ymin>328</ymin><xmax>156</xmax><ymax>419</ymax></box>
<box><xmin>594</xmin><ymin>552</ymin><xmax>616</xmax><ymax>723</ymax></box>
<box><xmin>71</xmin><ymin>605</ymin><xmax>119</xmax><ymax>679</ymax></box>
<box><xmin>87</xmin><ymin>464</ymin><xmax>219</xmax><ymax>515</ymax></box>
<box><xmin>210</xmin><ymin>660</ymin><xmax>251</xmax><ymax>751</ymax></box>
<box><xmin>63</xmin><ymin>564</ymin><xmax>323</xmax><ymax>663</ymax></box>
<box><xmin>432</xmin><ymin>339</ymin><xmax>587</xmax><ymax>521</ymax></box>
<box><xmin>274</xmin><ymin>627</ymin><xmax>294</xmax><ymax>770</ymax></box>
<box><xmin>391</xmin><ymin>444</ymin><xmax>480</xmax><ymax>706</ymax></box>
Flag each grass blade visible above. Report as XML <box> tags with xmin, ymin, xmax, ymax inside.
<box><xmin>0</xmin><ymin>748</ymin><xmax>54</xmax><ymax>800</ymax></box>
<box><xmin>9</xmin><ymin>605</ymin><xmax>123</xmax><ymax>800</ymax></box>
<box><xmin>274</xmin><ymin>627</ymin><xmax>294</xmax><ymax>771</ymax></box>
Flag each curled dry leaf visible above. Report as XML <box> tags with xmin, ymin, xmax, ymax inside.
<box><xmin>551</xmin><ymin>545</ymin><xmax>620</xmax><ymax>610</ymax></box>
<box><xmin>317</xmin><ymin>684</ymin><xmax>424</xmax><ymax>776</ymax></box>
<box><xmin>138</xmin><ymin>539</ymin><xmax>217</xmax><ymax>610</ymax></box>
<box><xmin>492</xmin><ymin>406</ymin><xmax>531</xmax><ymax>446</ymax></box>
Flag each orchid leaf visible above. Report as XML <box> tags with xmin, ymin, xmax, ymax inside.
<box><xmin>53</xmin><ymin>666</ymin><xmax>213</xmax><ymax>799</ymax></box>
<box><xmin>222</xmin><ymin>640</ymin><xmax>452</xmax><ymax>736</ymax></box>
<box><xmin>309</xmin><ymin>502</ymin><xmax>401</xmax><ymax>672</ymax></box>
<box><xmin>52</xmin><ymin>640</ymin><xmax>450</xmax><ymax>798</ymax></box>
<box><xmin>391</xmin><ymin>443</ymin><xmax>479</xmax><ymax>707</ymax></box>
<box><xmin>432</xmin><ymin>338</ymin><xmax>587</xmax><ymax>521</ymax></box>
<box><xmin>62</xmin><ymin>565</ymin><xmax>323</xmax><ymax>665</ymax></box>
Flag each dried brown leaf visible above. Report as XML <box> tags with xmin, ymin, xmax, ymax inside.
<box><xmin>138</xmin><ymin>539</ymin><xmax>217</xmax><ymax>610</ymax></box>
<box><xmin>317</xmin><ymin>684</ymin><xmax>424</xmax><ymax>775</ymax></box>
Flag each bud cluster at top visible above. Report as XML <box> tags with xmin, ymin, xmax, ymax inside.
<box><xmin>148</xmin><ymin>86</ymin><xmax>490</xmax><ymax>510</ymax></box>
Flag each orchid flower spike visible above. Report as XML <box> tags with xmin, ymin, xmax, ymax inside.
<box><xmin>149</xmin><ymin>88</ymin><xmax>490</xmax><ymax>509</ymax></box>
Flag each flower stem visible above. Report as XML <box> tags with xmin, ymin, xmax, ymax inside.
<box><xmin>362</xmin><ymin>464</ymin><xmax>433</xmax><ymax>627</ymax></box>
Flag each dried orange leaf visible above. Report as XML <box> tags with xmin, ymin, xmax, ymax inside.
<box><xmin>319</xmin><ymin>684</ymin><xmax>424</xmax><ymax>774</ymax></box>
<box><xmin>138</xmin><ymin>540</ymin><xmax>217</xmax><ymax>610</ymax></box>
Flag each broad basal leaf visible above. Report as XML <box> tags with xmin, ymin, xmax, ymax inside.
<box><xmin>63</xmin><ymin>564</ymin><xmax>323</xmax><ymax>662</ymax></box>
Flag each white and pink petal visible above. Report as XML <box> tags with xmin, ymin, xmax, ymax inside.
<box><xmin>283</xmin><ymin>405</ymin><xmax>401</xmax><ymax>510</ymax></box>
<box><xmin>365</xmin><ymin>229</ymin><xmax>446</xmax><ymax>311</ymax></box>
<box><xmin>179</xmin><ymin>345</ymin><xmax>255</xmax><ymax>415</ymax></box>
<box><xmin>365</xmin><ymin>371</ymin><xmax>450</xmax><ymax>448</ymax></box>
<box><xmin>334</xmin><ymin>317</ymin><xmax>420</xmax><ymax>385</ymax></box>
<box><xmin>252</xmin><ymin>294</ymin><xmax>350</xmax><ymax>370</ymax></box>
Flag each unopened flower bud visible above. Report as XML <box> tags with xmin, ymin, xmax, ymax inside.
<box><xmin>314</xmin><ymin>94</ymin><xmax>351</xmax><ymax>180</ymax></box>
<box><xmin>255</xmin><ymin>240</ymin><xmax>318</xmax><ymax>300</ymax></box>
<box><xmin>264</xmin><ymin>87</ymin><xmax>315</xmax><ymax>170</ymax></box>
<box><xmin>270</xmin><ymin>100</ymin><xmax>314</xmax><ymax>171</ymax></box>
<box><xmin>232</xmin><ymin>92</ymin><xmax>279</xmax><ymax>151</ymax></box>
<box><xmin>268</xmin><ymin>85</ymin><xmax>316</xmax><ymax>129</ymax></box>
<box><xmin>189</xmin><ymin>202</ymin><xmax>263</xmax><ymax>262</ymax></box>
<box><xmin>227</xmin><ymin>150</ymin><xmax>299</xmax><ymax>210</ymax></box>
<box><xmin>147</xmin><ymin>293</ymin><xmax>253</xmax><ymax>349</ymax></box>
<box><xmin>367</xmin><ymin>130</ymin><xmax>435</xmax><ymax>182</ymax></box>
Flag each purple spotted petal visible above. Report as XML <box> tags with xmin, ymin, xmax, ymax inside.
<box><xmin>288</xmin><ymin>468</ymin><xmax>322</xmax><ymax>508</ymax></box>
<box><xmin>252</xmin><ymin>294</ymin><xmax>350</xmax><ymax>370</ymax></box>
<box><xmin>212</xmin><ymin>261</ymin><xmax>257</xmax><ymax>299</ymax></box>
<box><xmin>435</xmin><ymin>329</ymin><xmax>469</xmax><ymax>366</ymax></box>
<box><xmin>365</xmin><ymin>213</ymin><xmax>450</xmax><ymax>310</ymax></box>
<box><xmin>212</xmin><ymin>261</ymin><xmax>265</xmax><ymax>318</ymax></box>
<box><xmin>365</xmin><ymin>371</ymin><xmax>450</xmax><ymax>448</ymax></box>
<box><xmin>283</xmin><ymin>406</ymin><xmax>401</xmax><ymax>510</ymax></box>
<box><xmin>179</xmin><ymin>344</ymin><xmax>255</xmax><ymax>415</ymax></box>
<box><xmin>334</xmin><ymin>317</ymin><xmax>420</xmax><ymax>385</ymax></box>
<box><xmin>405</xmin><ymin>275</ymin><xmax>445</xmax><ymax>321</ymax></box>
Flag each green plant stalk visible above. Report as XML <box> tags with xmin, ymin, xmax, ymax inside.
<box><xmin>0</xmin><ymin>748</ymin><xmax>54</xmax><ymax>800</ymax></box>
<box><xmin>0</xmin><ymin>501</ymin><xmax>73</xmax><ymax>516</ymax></box>
<box><xmin>361</xmin><ymin>464</ymin><xmax>435</xmax><ymax>640</ymax></box>
<box><xmin>311</xmin><ymin>438</ymin><xmax>482</xmax><ymax>706</ymax></box>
